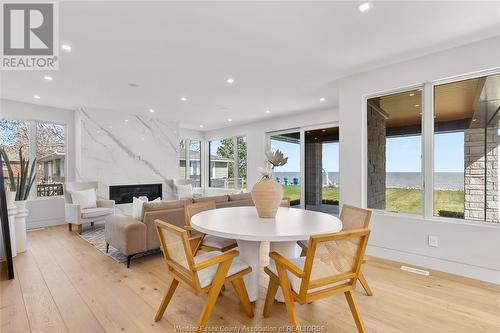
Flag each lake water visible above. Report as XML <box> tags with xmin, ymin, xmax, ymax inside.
<box><xmin>273</xmin><ymin>172</ymin><xmax>464</xmax><ymax>190</ymax></box>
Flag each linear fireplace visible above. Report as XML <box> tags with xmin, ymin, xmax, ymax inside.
<box><xmin>109</xmin><ymin>183</ymin><xmax>162</xmax><ymax>204</ymax></box>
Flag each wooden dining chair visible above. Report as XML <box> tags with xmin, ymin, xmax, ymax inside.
<box><xmin>154</xmin><ymin>219</ymin><xmax>254</xmax><ymax>331</ymax></box>
<box><xmin>264</xmin><ymin>228</ymin><xmax>371</xmax><ymax>333</ymax></box>
<box><xmin>297</xmin><ymin>204</ymin><xmax>373</xmax><ymax>296</ymax></box>
<box><xmin>184</xmin><ymin>200</ymin><xmax>238</xmax><ymax>253</ymax></box>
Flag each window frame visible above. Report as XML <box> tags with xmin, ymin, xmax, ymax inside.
<box><xmin>363</xmin><ymin>67</ymin><xmax>500</xmax><ymax>224</ymax></box>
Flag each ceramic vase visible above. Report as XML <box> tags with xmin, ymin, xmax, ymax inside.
<box><xmin>14</xmin><ymin>200</ymin><xmax>28</xmax><ymax>253</ymax></box>
<box><xmin>6</xmin><ymin>191</ymin><xmax>17</xmax><ymax>257</ymax></box>
<box><xmin>6</xmin><ymin>191</ymin><xmax>16</xmax><ymax>206</ymax></box>
<box><xmin>251</xmin><ymin>178</ymin><xmax>283</xmax><ymax>218</ymax></box>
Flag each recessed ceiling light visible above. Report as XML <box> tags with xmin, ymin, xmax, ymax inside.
<box><xmin>108</xmin><ymin>125</ymin><xmax>113</xmax><ymax>129</ymax></box>
<box><xmin>415</xmin><ymin>104</ymin><xmax>420</xmax><ymax>107</ymax></box>
<box><xmin>43</xmin><ymin>75</ymin><xmax>53</xmax><ymax>81</ymax></box>
<box><xmin>199</xmin><ymin>124</ymin><xmax>204</xmax><ymax>128</ymax></box>
<box><xmin>358</xmin><ymin>1</ymin><xmax>372</xmax><ymax>12</ymax></box>
<box><xmin>319</xmin><ymin>97</ymin><xmax>326</xmax><ymax>102</ymax></box>
<box><xmin>227</xmin><ymin>118</ymin><xmax>233</xmax><ymax>122</ymax></box>
<box><xmin>149</xmin><ymin>109</ymin><xmax>155</xmax><ymax>113</ymax></box>
<box><xmin>226</xmin><ymin>78</ymin><xmax>235</xmax><ymax>84</ymax></box>
<box><xmin>124</xmin><ymin>119</ymin><xmax>129</xmax><ymax>122</ymax></box>
<box><xmin>33</xmin><ymin>95</ymin><xmax>41</xmax><ymax>99</ymax></box>
<box><xmin>409</xmin><ymin>93</ymin><xmax>415</xmax><ymax>96</ymax></box>
<box><xmin>265</xmin><ymin>110</ymin><xmax>271</xmax><ymax>114</ymax></box>
<box><xmin>322</xmin><ymin>129</ymin><xmax>326</xmax><ymax>132</ymax></box>
<box><xmin>180</xmin><ymin>97</ymin><xmax>187</xmax><ymax>102</ymax></box>
<box><xmin>61</xmin><ymin>44</ymin><xmax>72</xmax><ymax>51</ymax></box>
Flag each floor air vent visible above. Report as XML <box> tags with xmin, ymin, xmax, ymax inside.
<box><xmin>400</xmin><ymin>265</ymin><xmax>430</xmax><ymax>276</ymax></box>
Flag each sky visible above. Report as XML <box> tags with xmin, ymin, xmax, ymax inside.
<box><xmin>269</xmin><ymin>131</ymin><xmax>465</xmax><ymax>173</ymax></box>
<box><xmin>386</xmin><ymin>132</ymin><xmax>464</xmax><ymax>172</ymax></box>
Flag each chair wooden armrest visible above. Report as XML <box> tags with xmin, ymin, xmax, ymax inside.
<box><xmin>269</xmin><ymin>252</ymin><xmax>305</xmax><ymax>278</ymax></box>
<box><xmin>184</xmin><ymin>225</ymin><xmax>196</xmax><ymax>231</ymax></box>
<box><xmin>192</xmin><ymin>250</ymin><xmax>239</xmax><ymax>271</ymax></box>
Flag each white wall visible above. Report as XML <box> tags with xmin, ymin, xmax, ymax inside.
<box><xmin>205</xmin><ymin>108</ymin><xmax>338</xmax><ymax>190</ymax></box>
<box><xmin>339</xmin><ymin>36</ymin><xmax>500</xmax><ymax>283</ymax></box>
<box><xmin>179</xmin><ymin>128</ymin><xmax>205</xmax><ymax>141</ymax></box>
<box><xmin>0</xmin><ymin>99</ymin><xmax>76</xmax><ymax>229</ymax></box>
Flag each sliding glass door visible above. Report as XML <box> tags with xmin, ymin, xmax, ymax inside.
<box><xmin>305</xmin><ymin>127</ymin><xmax>340</xmax><ymax>213</ymax></box>
<box><xmin>267</xmin><ymin>125</ymin><xmax>339</xmax><ymax>213</ymax></box>
<box><xmin>270</xmin><ymin>132</ymin><xmax>301</xmax><ymax>207</ymax></box>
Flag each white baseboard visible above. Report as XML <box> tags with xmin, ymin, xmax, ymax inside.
<box><xmin>367</xmin><ymin>244</ymin><xmax>500</xmax><ymax>284</ymax></box>
<box><xmin>27</xmin><ymin>217</ymin><xmax>66</xmax><ymax>230</ymax></box>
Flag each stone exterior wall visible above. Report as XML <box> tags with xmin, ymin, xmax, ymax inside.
<box><xmin>464</xmin><ymin>126</ymin><xmax>498</xmax><ymax>222</ymax></box>
<box><xmin>486</xmin><ymin>126</ymin><xmax>498</xmax><ymax>222</ymax></box>
<box><xmin>305</xmin><ymin>142</ymin><xmax>322</xmax><ymax>205</ymax></box>
<box><xmin>367</xmin><ymin>105</ymin><xmax>386</xmax><ymax>210</ymax></box>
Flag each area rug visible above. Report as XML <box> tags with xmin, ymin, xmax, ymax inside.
<box><xmin>78</xmin><ymin>224</ymin><xmax>161</xmax><ymax>264</ymax></box>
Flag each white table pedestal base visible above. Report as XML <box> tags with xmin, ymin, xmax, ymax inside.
<box><xmin>236</xmin><ymin>240</ymin><xmax>262</xmax><ymax>302</ymax></box>
<box><xmin>236</xmin><ymin>239</ymin><xmax>299</xmax><ymax>302</ymax></box>
<box><xmin>270</xmin><ymin>241</ymin><xmax>299</xmax><ymax>302</ymax></box>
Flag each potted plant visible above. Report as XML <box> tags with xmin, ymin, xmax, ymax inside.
<box><xmin>0</xmin><ymin>146</ymin><xmax>36</xmax><ymax>253</ymax></box>
<box><xmin>251</xmin><ymin>149</ymin><xmax>288</xmax><ymax>218</ymax></box>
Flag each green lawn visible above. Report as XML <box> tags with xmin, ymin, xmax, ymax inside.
<box><xmin>282</xmin><ymin>186</ymin><xmax>339</xmax><ymax>205</ymax></box>
<box><xmin>282</xmin><ymin>185</ymin><xmax>464</xmax><ymax>216</ymax></box>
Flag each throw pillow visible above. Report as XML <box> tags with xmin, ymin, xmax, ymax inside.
<box><xmin>132</xmin><ymin>196</ymin><xmax>149</xmax><ymax>221</ymax></box>
<box><xmin>176</xmin><ymin>184</ymin><xmax>193</xmax><ymax>199</ymax></box>
<box><xmin>71</xmin><ymin>188</ymin><xmax>97</xmax><ymax>209</ymax></box>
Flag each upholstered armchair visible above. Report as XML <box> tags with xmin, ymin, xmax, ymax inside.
<box><xmin>173</xmin><ymin>179</ymin><xmax>203</xmax><ymax>199</ymax></box>
<box><xmin>64</xmin><ymin>181</ymin><xmax>115</xmax><ymax>234</ymax></box>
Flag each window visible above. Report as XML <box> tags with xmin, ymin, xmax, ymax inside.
<box><xmin>270</xmin><ymin>132</ymin><xmax>301</xmax><ymax>206</ymax></box>
<box><xmin>0</xmin><ymin>118</ymin><xmax>66</xmax><ymax>198</ymax></box>
<box><xmin>366</xmin><ymin>89</ymin><xmax>423</xmax><ymax>214</ymax></box>
<box><xmin>434</xmin><ymin>74</ymin><xmax>499</xmax><ymax>222</ymax></box>
<box><xmin>178</xmin><ymin>139</ymin><xmax>202</xmax><ymax>187</ymax></box>
<box><xmin>36</xmin><ymin>122</ymin><xmax>65</xmax><ymax>197</ymax></box>
<box><xmin>209</xmin><ymin>136</ymin><xmax>247</xmax><ymax>189</ymax></box>
<box><xmin>178</xmin><ymin>139</ymin><xmax>187</xmax><ymax>180</ymax></box>
<box><xmin>189</xmin><ymin>140</ymin><xmax>202</xmax><ymax>187</ymax></box>
<box><xmin>237</xmin><ymin>136</ymin><xmax>247</xmax><ymax>189</ymax></box>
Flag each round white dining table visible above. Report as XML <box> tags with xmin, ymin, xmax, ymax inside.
<box><xmin>190</xmin><ymin>206</ymin><xmax>342</xmax><ymax>302</ymax></box>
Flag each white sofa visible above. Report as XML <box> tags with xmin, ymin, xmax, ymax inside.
<box><xmin>64</xmin><ymin>181</ymin><xmax>115</xmax><ymax>234</ymax></box>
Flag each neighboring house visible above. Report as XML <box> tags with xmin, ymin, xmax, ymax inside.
<box><xmin>2</xmin><ymin>160</ymin><xmax>20</xmax><ymax>188</ymax></box>
<box><xmin>38</xmin><ymin>151</ymin><xmax>65</xmax><ymax>183</ymax></box>
<box><xmin>178</xmin><ymin>149</ymin><xmax>233</xmax><ymax>181</ymax></box>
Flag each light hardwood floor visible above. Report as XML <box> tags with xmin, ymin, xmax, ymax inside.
<box><xmin>1</xmin><ymin>225</ymin><xmax>499</xmax><ymax>333</ymax></box>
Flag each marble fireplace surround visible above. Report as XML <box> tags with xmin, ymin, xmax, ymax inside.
<box><xmin>75</xmin><ymin>107</ymin><xmax>180</xmax><ymax>204</ymax></box>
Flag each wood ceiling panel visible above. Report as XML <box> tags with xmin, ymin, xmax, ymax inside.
<box><xmin>370</xmin><ymin>77</ymin><xmax>490</xmax><ymax>129</ymax></box>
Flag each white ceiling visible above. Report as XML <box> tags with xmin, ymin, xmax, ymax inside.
<box><xmin>1</xmin><ymin>1</ymin><xmax>499</xmax><ymax>130</ymax></box>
